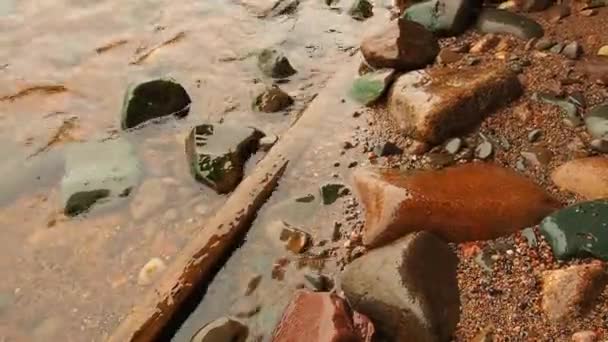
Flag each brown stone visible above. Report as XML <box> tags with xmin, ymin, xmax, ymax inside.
<box><xmin>360</xmin><ymin>19</ymin><xmax>439</xmax><ymax>71</ymax></box>
<box><xmin>388</xmin><ymin>65</ymin><xmax>522</xmax><ymax>145</ymax></box>
<box><xmin>272</xmin><ymin>290</ymin><xmax>375</xmax><ymax>342</ymax></box>
<box><xmin>579</xmin><ymin>56</ymin><xmax>608</xmax><ymax>85</ymax></box>
<box><xmin>552</xmin><ymin>157</ymin><xmax>608</xmax><ymax>200</ymax></box>
<box><xmin>437</xmin><ymin>48</ymin><xmax>463</xmax><ymax>65</ymax></box>
<box><xmin>541</xmin><ymin>262</ymin><xmax>608</xmax><ymax>323</ymax></box>
<box><xmin>352</xmin><ymin>163</ymin><xmax>560</xmax><ymax>247</ymax></box>
<box><xmin>572</xmin><ymin>330</ymin><xmax>598</xmax><ymax>342</ymax></box>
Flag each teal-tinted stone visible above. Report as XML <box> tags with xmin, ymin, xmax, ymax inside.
<box><xmin>476</xmin><ymin>8</ymin><xmax>544</xmax><ymax>40</ymax></box>
<box><xmin>585</xmin><ymin>103</ymin><xmax>608</xmax><ymax>139</ymax></box>
<box><xmin>121</xmin><ymin>78</ymin><xmax>191</xmax><ymax>130</ymax></box>
<box><xmin>349</xmin><ymin>69</ymin><xmax>395</xmax><ymax>106</ymax></box>
<box><xmin>348</xmin><ymin>0</ymin><xmax>373</xmax><ymax>20</ymax></box>
<box><xmin>61</xmin><ymin>138</ymin><xmax>141</xmax><ymax>216</ymax></box>
<box><xmin>185</xmin><ymin>123</ymin><xmax>264</xmax><ymax>194</ymax></box>
<box><xmin>320</xmin><ymin>183</ymin><xmax>346</xmax><ymax>205</ymax></box>
<box><xmin>540</xmin><ymin>200</ymin><xmax>608</xmax><ymax>261</ymax></box>
<box><xmin>402</xmin><ymin>0</ymin><xmax>480</xmax><ymax>37</ymax></box>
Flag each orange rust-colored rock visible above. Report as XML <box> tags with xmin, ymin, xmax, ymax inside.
<box><xmin>552</xmin><ymin>157</ymin><xmax>608</xmax><ymax>200</ymax></box>
<box><xmin>353</xmin><ymin>163</ymin><xmax>560</xmax><ymax>247</ymax></box>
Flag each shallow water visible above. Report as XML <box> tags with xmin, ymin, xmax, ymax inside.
<box><xmin>0</xmin><ymin>0</ymin><xmax>388</xmax><ymax>340</ymax></box>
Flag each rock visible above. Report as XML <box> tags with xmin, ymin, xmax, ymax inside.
<box><xmin>250</xmin><ymin>0</ymin><xmax>300</xmax><ymax>17</ymax></box>
<box><xmin>349</xmin><ymin>69</ymin><xmax>396</xmax><ymax>106</ymax></box>
<box><xmin>272</xmin><ymin>290</ymin><xmax>375</xmax><ymax>342</ymax></box>
<box><xmin>548</xmin><ymin>3</ymin><xmax>571</xmax><ymax>22</ymax></box>
<box><xmin>191</xmin><ymin>317</ymin><xmax>248</xmax><ymax>342</ymax></box>
<box><xmin>540</xmin><ymin>200</ymin><xmax>608</xmax><ymax>261</ymax></box>
<box><xmin>374</xmin><ymin>141</ymin><xmax>403</xmax><ymax>157</ymax></box>
<box><xmin>533</xmin><ymin>92</ymin><xmax>581</xmax><ymax>127</ymax></box>
<box><xmin>259</xmin><ymin>134</ymin><xmax>278</xmax><ymax>151</ymax></box>
<box><xmin>475</xmin><ymin>141</ymin><xmax>493</xmax><ymax>160</ymax></box>
<box><xmin>279</xmin><ymin>223</ymin><xmax>311</xmax><ymax>254</ymax></box>
<box><xmin>353</xmin><ymin>163</ymin><xmax>559</xmax><ymax>246</ymax></box>
<box><xmin>590</xmin><ymin>139</ymin><xmax>608</xmax><ymax>153</ymax></box>
<box><xmin>254</xmin><ymin>85</ymin><xmax>294</xmax><ymax>113</ymax></box>
<box><xmin>521</xmin><ymin>227</ymin><xmax>538</xmax><ymax>247</ymax></box>
<box><xmin>598</xmin><ymin>46</ymin><xmax>608</xmax><ymax>57</ymax></box>
<box><xmin>475</xmin><ymin>8</ymin><xmax>544</xmax><ymax>40</ymax></box>
<box><xmin>470</xmin><ymin>34</ymin><xmax>501</xmax><ymax>53</ymax></box>
<box><xmin>121</xmin><ymin>78</ymin><xmax>191</xmax><ymax>130</ymax></box>
<box><xmin>320</xmin><ymin>183</ymin><xmax>346</xmax><ymax>205</ymax></box>
<box><xmin>528</xmin><ymin>129</ymin><xmax>542</xmax><ymax>142</ymax></box>
<box><xmin>137</xmin><ymin>257</ymin><xmax>167</xmax><ymax>286</ymax></box>
<box><xmin>303</xmin><ymin>272</ymin><xmax>332</xmax><ymax>292</ymax></box>
<box><xmin>340</xmin><ymin>232</ymin><xmax>459</xmax><ymax>342</ymax></box>
<box><xmin>572</xmin><ymin>331</ymin><xmax>598</xmax><ymax>342</ymax></box>
<box><xmin>185</xmin><ymin>123</ymin><xmax>264</xmax><ymax>194</ymax></box>
<box><xmin>437</xmin><ymin>48</ymin><xmax>463</xmax><ymax>64</ymax></box>
<box><xmin>388</xmin><ymin>65</ymin><xmax>522</xmax><ymax>144</ymax></box>
<box><xmin>550</xmin><ymin>42</ymin><xmax>565</xmax><ymax>54</ymax></box>
<box><xmin>445</xmin><ymin>137</ymin><xmax>462</xmax><ymax>154</ymax></box>
<box><xmin>562</xmin><ymin>41</ymin><xmax>582</xmax><ymax>60</ymax></box>
<box><xmin>401</xmin><ymin>0</ymin><xmax>482</xmax><ymax>36</ymax></box>
<box><xmin>520</xmin><ymin>147</ymin><xmax>552</xmax><ymax>167</ymax></box>
<box><xmin>129</xmin><ymin>178</ymin><xmax>167</xmax><ymax>220</ymax></box>
<box><xmin>585</xmin><ymin>103</ymin><xmax>608</xmax><ymax>139</ymax></box>
<box><xmin>471</xmin><ymin>325</ymin><xmax>495</xmax><ymax>342</ymax></box>
<box><xmin>349</xmin><ymin>0</ymin><xmax>374</xmax><ymax>20</ymax></box>
<box><xmin>552</xmin><ymin>157</ymin><xmax>608</xmax><ymax>200</ymax></box>
<box><xmin>61</xmin><ymin>138</ymin><xmax>141</xmax><ymax>216</ymax></box>
<box><xmin>579</xmin><ymin>56</ymin><xmax>608</xmax><ymax>85</ymax></box>
<box><xmin>541</xmin><ymin>263</ymin><xmax>608</xmax><ymax>322</ymax></box>
<box><xmin>360</xmin><ymin>19</ymin><xmax>439</xmax><ymax>71</ymax></box>
<box><xmin>580</xmin><ymin>8</ymin><xmax>598</xmax><ymax>16</ymax></box>
<box><xmin>257</xmin><ymin>48</ymin><xmax>297</xmax><ymax>79</ymax></box>
<box><xmin>535</xmin><ymin>37</ymin><xmax>556</xmax><ymax>51</ymax></box>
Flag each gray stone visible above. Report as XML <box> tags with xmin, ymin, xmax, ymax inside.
<box><xmin>401</xmin><ymin>0</ymin><xmax>482</xmax><ymax>37</ymax></box>
<box><xmin>550</xmin><ymin>42</ymin><xmax>565</xmax><ymax>54</ymax></box>
<box><xmin>475</xmin><ymin>141</ymin><xmax>493</xmax><ymax>160</ymax></box>
<box><xmin>475</xmin><ymin>8</ymin><xmax>544</xmax><ymax>40</ymax></box>
<box><xmin>257</xmin><ymin>48</ymin><xmax>297</xmax><ymax>79</ymax></box>
<box><xmin>535</xmin><ymin>38</ymin><xmax>556</xmax><ymax>51</ymax></box>
<box><xmin>528</xmin><ymin>129</ymin><xmax>542</xmax><ymax>142</ymax></box>
<box><xmin>585</xmin><ymin>103</ymin><xmax>608</xmax><ymax>140</ymax></box>
<box><xmin>445</xmin><ymin>138</ymin><xmax>462</xmax><ymax>154</ymax></box>
<box><xmin>562</xmin><ymin>41</ymin><xmax>582</xmax><ymax>60</ymax></box>
<box><xmin>190</xmin><ymin>317</ymin><xmax>248</xmax><ymax>342</ymax></box>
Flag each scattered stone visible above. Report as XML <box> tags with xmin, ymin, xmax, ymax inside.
<box><xmin>349</xmin><ymin>69</ymin><xmax>396</xmax><ymax>106</ymax></box>
<box><xmin>437</xmin><ymin>48</ymin><xmax>463</xmax><ymax>64</ymax></box>
<box><xmin>572</xmin><ymin>331</ymin><xmax>598</xmax><ymax>342</ymax></box>
<box><xmin>470</xmin><ymin>34</ymin><xmax>501</xmax><ymax>53</ymax></box>
<box><xmin>360</xmin><ymin>19</ymin><xmax>439</xmax><ymax>71</ymax></box>
<box><xmin>528</xmin><ymin>129</ymin><xmax>542</xmax><ymax>142</ymax></box>
<box><xmin>348</xmin><ymin>161</ymin><xmax>358</xmax><ymax>168</ymax></box>
<box><xmin>401</xmin><ymin>0</ymin><xmax>482</xmax><ymax>36</ymax></box>
<box><xmin>541</xmin><ymin>263</ymin><xmax>608</xmax><ymax>322</ymax></box>
<box><xmin>320</xmin><ymin>183</ymin><xmax>346</xmax><ymax>205</ymax></box>
<box><xmin>61</xmin><ymin>138</ymin><xmax>141</xmax><ymax>216</ymax></box>
<box><xmin>475</xmin><ymin>8</ymin><xmax>544</xmax><ymax>40</ymax></box>
<box><xmin>562</xmin><ymin>41</ymin><xmax>582</xmax><ymax>60</ymax></box>
<box><xmin>353</xmin><ymin>163</ymin><xmax>559</xmax><ymax>246</ymax></box>
<box><xmin>598</xmin><ymin>45</ymin><xmax>608</xmax><ymax>57</ymax></box>
<box><xmin>373</xmin><ymin>141</ymin><xmax>402</xmax><ymax>157</ymax></box>
<box><xmin>279</xmin><ymin>223</ymin><xmax>311</xmax><ymax>254</ymax></box>
<box><xmin>568</xmin><ymin>91</ymin><xmax>586</xmax><ymax>109</ymax></box>
<box><xmin>349</xmin><ymin>0</ymin><xmax>373</xmax><ymax>20</ymax></box>
<box><xmin>190</xmin><ymin>317</ymin><xmax>248</xmax><ymax>342</ymax></box>
<box><xmin>272</xmin><ymin>290</ymin><xmax>375</xmax><ymax>342</ymax></box>
<box><xmin>552</xmin><ymin>157</ymin><xmax>608</xmax><ymax>200</ymax></box>
<box><xmin>259</xmin><ymin>134</ymin><xmax>278</xmax><ymax>151</ymax></box>
<box><xmin>253</xmin><ymin>85</ymin><xmax>294</xmax><ymax>112</ymax></box>
<box><xmin>121</xmin><ymin>78</ymin><xmax>191</xmax><ymax>130</ymax></box>
<box><xmin>257</xmin><ymin>48</ymin><xmax>297</xmax><ymax>79</ymax></box>
<box><xmin>475</xmin><ymin>141</ymin><xmax>493</xmax><ymax>160</ymax></box>
<box><xmin>388</xmin><ymin>65</ymin><xmax>522</xmax><ymax>144</ymax></box>
<box><xmin>445</xmin><ymin>137</ymin><xmax>462</xmax><ymax>154</ymax></box>
<box><xmin>340</xmin><ymin>232</ymin><xmax>460</xmax><ymax>342</ymax></box>
<box><xmin>137</xmin><ymin>257</ymin><xmax>166</xmax><ymax>286</ymax></box>
<box><xmin>540</xmin><ymin>200</ymin><xmax>608</xmax><ymax>261</ymax></box>
<box><xmin>550</xmin><ymin>42</ymin><xmax>565</xmax><ymax>54</ymax></box>
<box><xmin>535</xmin><ymin>37</ymin><xmax>556</xmax><ymax>51</ymax></box>
<box><xmin>520</xmin><ymin>146</ymin><xmax>552</xmax><ymax>167</ymax></box>
<box><xmin>585</xmin><ymin>103</ymin><xmax>608</xmax><ymax>140</ymax></box>
<box><xmin>533</xmin><ymin>92</ymin><xmax>581</xmax><ymax>127</ymax></box>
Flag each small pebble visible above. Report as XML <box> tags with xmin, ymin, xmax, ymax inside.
<box><xmin>137</xmin><ymin>258</ymin><xmax>167</xmax><ymax>286</ymax></box>
<box><xmin>475</xmin><ymin>141</ymin><xmax>493</xmax><ymax>160</ymax></box>
<box><xmin>527</xmin><ymin>129</ymin><xmax>542</xmax><ymax>142</ymax></box>
<box><xmin>445</xmin><ymin>138</ymin><xmax>462</xmax><ymax>155</ymax></box>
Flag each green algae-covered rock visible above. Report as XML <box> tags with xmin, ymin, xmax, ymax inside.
<box><xmin>61</xmin><ymin>138</ymin><xmax>142</xmax><ymax>216</ymax></box>
<box><xmin>349</xmin><ymin>69</ymin><xmax>395</xmax><ymax>106</ymax></box>
<box><xmin>540</xmin><ymin>200</ymin><xmax>608</xmax><ymax>261</ymax></box>
<box><xmin>348</xmin><ymin>0</ymin><xmax>373</xmax><ymax>20</ymax></box>
<box><xmin>475</xmin><ymin>8</ymin><xmax>544</xmax><ymax>40</ymax></box>
<box><xmin>402</xmin><ymin>0</ymin><xmax>480</xmax><ymax>37</ymax></box>
<box><xmin>585</xmin><ymin>103</ymin><xmax>608</xmax><ymax>140</ymax></box>
<box><xmin>121</xmin><ymin>78</ymin><xmax>191</xmax><ymax>130</ymax></box>
<box><xmin>185</xmin><ymin>123</ymin><xmax>264</xmax><ymax>194</ymax></box>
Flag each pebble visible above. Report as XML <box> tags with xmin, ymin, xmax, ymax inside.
<box><xmin>535</xmin><ymin>38</ymin><xmax>555</xmax><ymax>51</ymax></box>
<box><xmin>550</xmin><ymin>42</ymin><xmax>565</xmax><ymax>54</ymax></box>
<box><xmin>598</xmin><ymin>46</ymin><xmax>608</xmax><ymax>57</ymax></box>
<box><xmin>137</xmin><ymin>257</ymin><xmax>167</xmax><ymax>286</ymax></box>
<box><xmin>475</xmin><ymin>141</ymin><xmax>493</xmax><ymax>160</ymax></box>
<box><xmin>562</xmin><ymin>41</ymin><xmax>582</xmax><ymax>60</ymax></box>
<box><xmin>581</xmin><ymin>9</ymin><xmax>598</xmax><ymax>16</ymax></box>
<box><xmin>445</xmin><ymin>138</ymin><xmax>462</xmax><ymax>154</ymax></box>
<box><xmin>527</xmin><ymin>129</ymin><xmax>542</xmax><ymax>142</ymax></box>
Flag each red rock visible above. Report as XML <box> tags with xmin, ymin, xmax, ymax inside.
<box><xmin>352</xmin><ymin>163</ymin><xmax>560</xmax><ymax>247</ymax></box>
<box><xmin>552</xmin><ymin>157</ymin><xmax>608</xmax><ymax>200</ymax></box>
<box><xmin>272</xmin><ymin>290</ymin><xmax>374</xmax><ymax>342</ymax></box>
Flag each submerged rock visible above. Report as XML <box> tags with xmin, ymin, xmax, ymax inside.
<box><xmin>257</xmin><ymin>48</ymin><xmax>297</xmax><ymax>79</ymax></box>
<box><xmin>121</xmin><ymin>79</ymin><xmax>191</xmax><ymax>130</ymax></box>
<box><xmin>353</xmin><ymin>163</ymin><xmax>559</xmax><ymax>247</ymax></box>
<box><xmin>349</xmin><ymin>69</ymin><xmax>395</xmax><ymax>106</ymax></box>
<box><xmin>552</xmin><ymin>157</ymin><xmax>608</xmax><ymax>200</ymax></box>
<box><xmin>540</xmin><ymin>200</ymin><xmax>608</xmax><ymax>261</ymax></box>
<box><xmin>340</xmin><ymin>232</ymin><xmax>460</xmax><ymax>342</ymax></box>
<box><xmin>402</xmin><ymin>0</ymin><xmax>482</xmax><ymax>36</ymax></box>
<box><xmin>61</xmin><ymin>138</ymin><xmax>141</xmax><ymax>216</ymax></box>
<box><xmin>191</xmin><ymin>317</ymin><xmax>248</xmax><ymax>342</ymax></box>
<box><xmin>360</xmin><ymin>19</ymin><xmax>439</xmax><ymax>71</ymax></box>
<box><xmin>254</xmin><ymin>85</ymin><xmax>294</xmax><ymax>113</ymax></box>
<box><xmin>349</xmin><ymin>0</ymin><xmax>374</xmax><ymax>20</ymax></box>
<box><xmin>388</xmin><ymin>65</ymin><xmax>522</xmax><ymax>144</ymax></box>
<box><xmin>475</xmin><ymin>8</ymin><xmax>544</xmax><ymax>40</ymax></box>
<box><xmin>185</xmin><ymin>123</ymin><xmax>264</xmax><ymax>194</ymax></box>
<box><xmin>272</xmin><ymin>290</ymin><xmax>375</xmax><ymax>342</ymax></box>
<box><xmin>584</xmin><ymin>103</ymin><xmax>608</xmax><ymax>140</ymax></box>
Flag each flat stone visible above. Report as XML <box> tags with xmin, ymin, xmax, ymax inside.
<box><xmin>585</xmin><ymin>103</ymin><xmax>608</xmax><ymax>139</ymax></box>
<box><xmin>258</xmin><ymin>48</ymin><xmax>297</xmax><ymax>79</ymax></box>
<box><xmin>353</xmin><ymin>163</ymin><xmax>559</xmax><ymax>246</ymax></box>
<box><xmin>388</xmin><ymin>65</ymin><xmax>522</xmax><ymax>144</ymax></box>
<box><xmin>360</xmin><ymin>19</ymin><xmax>439</xmax><ymax>71</ymax></box>
<box><xmin>349</xmin><ymin>0</ymin><xmax>374</xmax><ymax>20</ymax></box>
<box><xmin>61</xmin><ymin>138</ymin><xmax>141</xmax><ymax>216</ymax></box>
<box><xmin>401</xmin><ymin>0</ymin><xmax>482</xmax><ymax>37</ymax></box>
<box><xmin>191</xmin><ymin>317</ymin><xmax>248</xmax><ymax>342</ymax></box>
<box><xmin>185</xmin><ymin>123</ymin><xmax>263</xmax><ymax>194</ymax></box>
<box><xmin>254</xmin><ymin>85</ymin><xmax>294</xmax><ymax>113</ymax></box>
<box><xmin>340</xmin><ymin>232</ymin><xmax>460</xmax><ymax>342</ymax></box>
<box><xmin>279</xmin><ymin>223</ymin><xmax>311</xmax><ymax>254</ymax></box>
<box><xmin>137</xmin><ymin>257</ymin><xmax>167</xmax><ymax>286</ymax></box>
<box><xmin>552</xmin><ymin>157</ymin><xmax>608</xmax><ymax>200</ymax></box>
<box><xmin>349</xmin><ymin>69</ymin><xmax>395</xmax><ymax>106</ymax></box>
<box><xmin>437</xmin><ymin>48</ymin><xmax>463</xmax><ymax>64</ymax></box>
<box><xmin>540</xmin><ymin>200</ymin><xmax>608</xmax><ymax>261</ymax></box>
<box><xmin>541</xmin><ymin>262</ymin><xmax>608</xmax><ymax>322</ymax></box>
<box><xmin>121</xmin><ymin>79</ymin><xmax>191</xmax><ymax>130</ymax></box>
<box><xmin>475</xmin><ymin>8</ymin><xmax>544</xmax><ymax>40</ymax></box>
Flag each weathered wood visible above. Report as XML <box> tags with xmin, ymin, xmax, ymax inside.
<box><xmin>108</xmin><ymin>155</ymin><xmax>288</xmax><ymax>342</ymax></box>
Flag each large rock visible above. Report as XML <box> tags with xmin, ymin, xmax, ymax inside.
<box><xmin>272</xmin><ymin>290</ymin><xmax>375</xmax><ymax>342</ymax></box>
<box><xmin>121</xmin><ymin>79</ymin><xmax>191</xmax><ymax>130</ymax></box>
<box><xmin>185</xmin><ymin>123</ymin><xmax>264</xmax><ymax>194</ymax></box>
<box><xmin>360</xmin><ymin>19</ymin><xmax>439</xmax><ymax>71</ymax></box>
<box><xmin>190</xmin><ymin>317</ymin><xmax>248</xmax><ymax>342</ymax></box>
<box><xmin>353</xmin><ymin>163</ymin><xmax>559</xmax><ymax>247</ymax></box>
<box><xmin>340</xmin><ymin>232</ymin><xmax>460</xmax><ymax>342</ymax></box>
<box><xmin>388</xmin><ymin>65</ymin><xmax>522</xmax><ymax>144</ymax></box>
<box><xmin>61</xmin><ymin>138</ymin><xmax>141</xmax><ymax>216</ymax></box>
<box><xmin>540</xmin><ymin>200</ymin><xmax>608</xmax><ymax>261</ymax></box>
<box><xmin>402</xmin><ymin>0</ymin><xmax>482</xmax><ymax>37</ymax></box>
<box><xmin>475</xmin><ymin>8</ymin><xmax>544</xmax><ymax>40</ymax></box>
<box><xmin>541</xmin><ymin>263</ymin><xmax>608</xmax><ymax>323</ymax></box>
<box><xmin>552</xmin><ymin>157</ymin><xmax>608</xmax><ymax>200</ymax></box>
